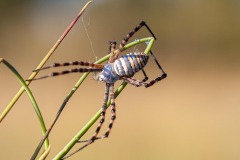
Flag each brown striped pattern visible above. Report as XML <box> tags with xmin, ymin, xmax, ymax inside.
<box><xmin>90</xmin><ymin>83</ymin><xmax>110</xmax><ymax>142</ymax></box>
<box><xmin>114</xmin><ymin>21</ymin><xmax>146</xmax><ymax>60</ymax></box>
<box><xmin>144</xmin><ymin>73</ymin><xmax>167</xmax><ymax>87</ymax></box>
<box><xmin>31</xmin><ymin>61</ymin><xmax>104</xmax><ymax>80</ymax></box>
<box><xmin>32</xmin><ymin>68</ymin><xmax>102</xmax><ymax>80</ymax></box>
<box><xmin>103</xmin><ymin>84</ymin><xmax>116</xmax><ymax>138</ymax></box>
<box><xmin>51</xmin><ymin>61</ymin><xmax>103</xmax><ymax>68</ymax></box>
<box><xmin>108</xmin><ymin>40</ymin><xmax>117</xmax><ymax>63</ymax></box>
<box><xmin>34</xmin><ymin>61</ymin><xmax>104</xmax><ymax>71</ymax></box>
<box><xmin>113</xmin><ymin>52</ymin><xmax>149</xmax><ymax>77</ymax></box>
<box><xmin>122</xmin><ymin>72</ymin><xmax>167</xmax><ymax>88</ymax></box>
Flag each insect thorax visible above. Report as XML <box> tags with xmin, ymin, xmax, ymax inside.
<box><xmin>98</xmin><ymin>64</ymin><xmax>120</xmax><ymax>83</ymax></box>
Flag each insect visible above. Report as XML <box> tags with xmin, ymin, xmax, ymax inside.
<box><xmin>33</xmin><ymin>21</ymin><xmax>167</xmax><ymax>158</ymax></box>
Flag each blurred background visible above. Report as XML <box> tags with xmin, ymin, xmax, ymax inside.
<box><xmin>0</xmin><ymin>0</ymin><xmax>240</xmax><ymax>159</ymax></box>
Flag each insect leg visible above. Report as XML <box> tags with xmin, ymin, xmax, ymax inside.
<box><xmin>77</xmin><ymin>84</ymin><xmax>116</xmax><ymax>146</ymax></box>
<box><xmin>90</xmin><ymin>83</ymin><xmax>110</xmax><ymax>141</ymax></box>
<box><xmin>114</xmin><ymin>21</ymin><xmax>156</xmax><ymax>59</ymax></box>
<box><xmin>108</xmin><ymin>40</ymin><xmax>117</xmax><ymax>63</ymax></box>
<box><xmin>123</xmin><ymin>73</ymin><xmax>166</xmax><ymax>88</ymax></box>
<box><xmin>29</xmin><ymin>68</ymin><xmax>102</xmax><ymax>80</ymax></box>
<box><xmin>138</xmin><ymin>50</ymin><xmax>167</xmax><ymax>87</ymax></box>
<box><xmin>76</xmin><ymin>83</ymin><xmax>110</xmax><ymax>143</ymax></box>
<box><xmin>34</xmin><ymin>61</ymin><xmax>104</xmax><ymax>71</ymax></box>
<box><xmin>63</xmin><ymin>84</ymin><xmax>110</xmax><ymax>159</ymax></box>
<box><xmin>123</xmin><ymin>49</ymin><xmax>167</xmax><ymax>87</ymax></box>
<box><xmin>96</xmin><ymin>83</ymin><xmax>116</xmax><ymax>139</ymax></box>
<box><xmin>150</xmin><ymin>50</ymin><xmax>166</xmax><ymax>76</ymax></box>
<box><xmin>140</xmin><ymin>69</ymin><xmax>148</xmax><ymax>82</ymax></box>
<box><xmin>121</xmin><ymin>77</ymin><xmax>142</xmax><ymax>87</ymax></box>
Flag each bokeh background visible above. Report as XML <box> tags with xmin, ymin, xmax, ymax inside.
<box><xmin>0</xmin><ymin>0</ymin><xmax>240</xmax><ymax>159</ymax></box>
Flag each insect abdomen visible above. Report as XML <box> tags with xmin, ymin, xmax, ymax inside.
<box><xmin>113</xmin><ymin>52</ymin><xmax>149</xmax><ymax>77</ymax></box>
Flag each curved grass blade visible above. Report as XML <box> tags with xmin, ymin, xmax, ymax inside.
<box><xmin>0</xmin><ymin>58</ymin><xmax>50</xmax><ymax>157</ymax></box>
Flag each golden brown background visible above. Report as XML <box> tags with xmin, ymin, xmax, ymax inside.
<box><xmin>0</xmin><ymin>0</ymin><xmax>240</xmax><ymax>159</ymax></box>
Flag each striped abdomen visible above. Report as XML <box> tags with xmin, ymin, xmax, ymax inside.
<box><xmin>113</xmin><ymin>52</ymin><xmax>149</xmax><ymax>77</ymax></box>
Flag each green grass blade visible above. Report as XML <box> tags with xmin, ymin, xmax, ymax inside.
<box><xmin>0</xmin><ymin>58</ymin><xmax>50</xmax><ymax>155</ymax></box>
<box><xmin>0</xmin><ymin>0</ymin><xmax>93</xmax><ymax>123</ymax></box>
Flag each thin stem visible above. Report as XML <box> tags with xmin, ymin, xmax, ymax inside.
<box><xmin>0</xmin><ymin>0</ymin><xmax>93</xmax><ymax>123</ymax></box>
<box><xmin>0</xmin><ymin>58</ymin><xmax>50</xmax><ymax>156</ymax></box>
<box><xmin>28</xmin><ymin>1</ymin><xmax>93</xmax><ymax>159</ymax></box>
<box><xmin>53</xmin><ymin>82</ymin><xmax>127</xmax><ymax>160</ymax></box>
